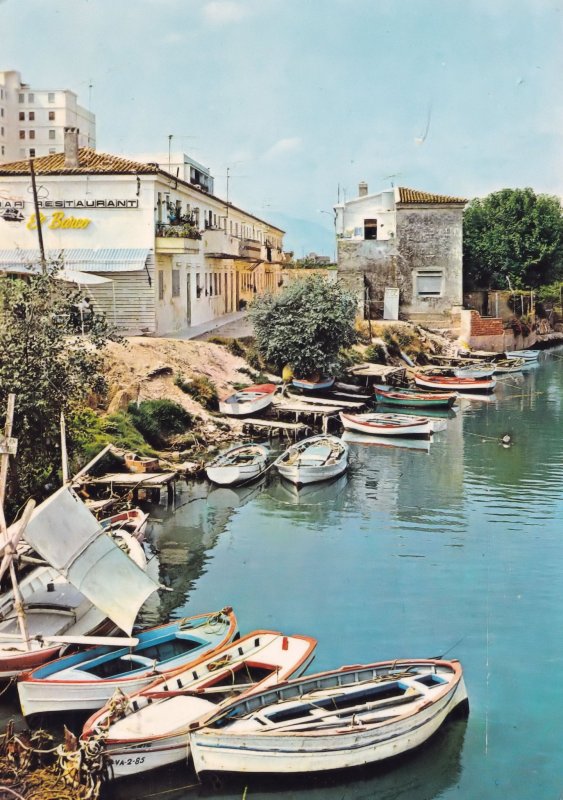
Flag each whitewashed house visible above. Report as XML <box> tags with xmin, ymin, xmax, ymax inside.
<box><xmin>0</xmin><ymin>130</ymin><xmax>285</xmax><ymax>336</ymax></box>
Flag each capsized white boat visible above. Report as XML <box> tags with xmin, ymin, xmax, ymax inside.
<box><xmin>82</xmin><ymin>630</ymin><xmax>317</xmax><ymax>779</ymax></box>
<box><xmin>219</xmin><ymin>384</ymin><xmax>277</xmax><ymax>416</ymax></box>
<box><xmin>341</xmin><ymin>430</ymin><xmax>431</xmax><ymax>453</ymax></box>
<box><xmin>274</xmin><ymin>435</ymin><xmax>348</xmax><ymax>486</ymax></box>
<box><xmin>205</xmin><ymin>444</ymin><xmax>269</xmax><ymax>486</ymax></box>
<box><xmin>189</xmin><ymin>658</ymin><xmax>468</xmax><ymax>776</ymax></box>
<box><xmin>17</xmin><ymin>608</ymin><xmax>238</xmax><ymax>718</ymax></box>
<box><xmin>339</xmin><ymin>412</ymin><xmax>434</xmax><ymax>437</ymax></box>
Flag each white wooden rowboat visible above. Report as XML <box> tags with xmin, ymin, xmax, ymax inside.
<box><xmin>16</xmin><ymin>608</ymin><xmax>237</xmax><ymax>718</ymax></box>
<box><xmin>414</xmin><ymin>373</ymin><xmax>496</xmax><ymax>392</ymax></box>
<box><xmin>506</xmin><ymin>349</ymin><xmax>540</xmax><ymax>361</ymax></box>
<box><xmin>82</xmin><ymin>630</ymin><xmax>317</xmax><ymax>779</ymax></box>
<box><xmin>205</xmin><ymin>444</ymin><xmax>269</xmax><ymax>486</ymax></box>
<box><xmin>339</xmin><ymin>412</ymin><xmax>433</xmax><ymax>438</ymax></box>
<box><xmin>219</xmin><ymin>384</ymin><xmax>277</xmax><ymax>417</ymax></box>
<box><xmin>274</xmin><ymin>435</ymin><xmax>348</xmax><ymax>486</ymax></box>
<box><xmin>189</xmin><ymin>658</ymin><xmax>468</xmax><ymax>776</ymax></box>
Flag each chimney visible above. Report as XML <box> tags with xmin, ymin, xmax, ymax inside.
<box><xmin>358</xmin><ymin>181</ymin><xmax>368</xmax><ymax>197</ymax></box>
<box><xmin>64</xmin><ymin>127</ymin><xmax>80</xmax><ymax>168</ymax></box>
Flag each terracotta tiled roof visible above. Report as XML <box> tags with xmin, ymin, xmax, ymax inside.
<box><xmin>0</xmin><ymin>148</ymin><xmax>159</xmax><ymax>175</ymax></box>
<box><xmin>397</xmin><ymin>187</ymin><xmax>467</xmax><ymax>205</ymax></box>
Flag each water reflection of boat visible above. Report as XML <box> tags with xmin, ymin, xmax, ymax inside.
<box><xmin>342</xmin><ymin>431</ymin><xmax>431</xmax><ymax>453</ymax></box>
<box><xmin>268</xmin><ymin>474</ymin><xmax>348</xmax><ymax>505</ymax></box>
<box><xmin>207</xmin><ymin>480</ymin><xmax>267</xmax><ymax>510</ymax></box>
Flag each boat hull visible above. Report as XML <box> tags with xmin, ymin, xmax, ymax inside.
<box><xmin>506</xmin><ymin>350</ymin><xmax>539</xmax><ymax>361</ymax></box>
<box><xmin>83</xmin><ymin>631</ymin><xmax>317</xmax><ymax>779</ymax></box>
<box><xmin>339</xmin><ymin>413</ymin><xmax>432</xmax><ymax>438</ymax></box>
<box><xmin>291</xmin><ymin>377</ymin><xmax>335</xmax><ymax>392</ymax></box>
<box><xmin>190</xmin><ymin>677</ymin><xmax>467</xmax><ymax>775</ymax></box>
<box><xmin>218</xmin><ymin>394</ymin><xmax>273</xmax><ymax>416</ymax></box>
<box><xmin>414</xmin><ymin>374</ymin><xmax>496</xmax><ymax>392</ymax></box>
<box><xmin>206</xmin><ymin>463</ymin><xmax>266</xmax><ymax>486</ymax></box>
<box><xmin>276</xmin><ymin>458</ymin><xmax>347</xmax><ymax>486</ymax></box>
<box><xmin>17</xmin><ymin>610</ymin><xmax>237</xmax><ymax>717</ymax></box>
<box><xmin>190</xmin><ymin>663</ymin><xmax>468</xmax><ymax>776</ymax></box>
<box><xmin>373</xmin><ymin>388</ymin><xmax>457</xmax><ymax>409</ymax></box>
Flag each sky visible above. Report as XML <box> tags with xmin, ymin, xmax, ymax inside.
<box><xmin>2</xmin><ymin>0</ymin><xmax>563</xmax><ymax>255</ymax></box>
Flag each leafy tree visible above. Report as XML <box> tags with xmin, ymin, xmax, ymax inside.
<box><xmin>249</xmin><ymin>275</ymin><xmax>357</xmax><ymax>377</ymax></box>
<box><xmin>463</xmin><ymin>188</ymin><xmax>563</xmax><ymax>289</ymax></box>
<box><xmin>0</xmin><ymin>266</ymin><xmax>114</xmax><ymax>520</ymax></box>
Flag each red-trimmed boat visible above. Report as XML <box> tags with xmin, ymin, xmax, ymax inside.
<box><xmin>219</xmin><ymin>384</ymin><xmax>278</xmax><ymax>416</ymax></box>
<box><xmin>339</xmin><ymin>412</ymin><xmax>433</xmax><ymax>438</ymax></box>
<box><xmin>414</xmin><ymin>373</ymin><xmax>496</xmax><ymax>392</ymax></box>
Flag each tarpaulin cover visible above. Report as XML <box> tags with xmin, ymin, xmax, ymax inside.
<box><xmin>23</xmin><ymin>487</ymin><xmax>158</xmax><ymax>634</ymax></box>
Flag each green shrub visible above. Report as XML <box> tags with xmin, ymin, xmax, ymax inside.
<box><xmin>227</xmin><ymin>339</ymin><xmax>245</xmax><ymax>358</ymax></box>
<box><xmin>128</xmin><ymin>399</ymin><xmax>192</xmax><ymax>448</ymax></box>
<box><xmin>174</xmin><ymin>374</ymin><xmax>219</xmax><ymax>411</ymax></box>
<box><xmin>207</xmin><ymin>335</ymin><xmax>230</xmax><ymax>346</ymax></box>
<box><xmin>69</xmin><ymin>408</ymin><xmax>155</xmax><ymax>466</ymax></box>
<box><xmin>364</xmin><ymin>343</ymin><xmax>387</xmax><ymax>363</ymax></box>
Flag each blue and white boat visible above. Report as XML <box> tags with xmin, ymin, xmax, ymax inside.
<box><xmin>17</xmin><ymin>608</ymin><xmax>238</xmax><ymax>718</ymax></box>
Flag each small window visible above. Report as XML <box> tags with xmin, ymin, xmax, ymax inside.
<box><xmin>196</xmin><ymin>273</ymin><xmax>202</xmax><ymax>297</ymax></box>
<box><xmin>28</xmin><ymin>93</ymin><xmax>34</xmax><ymax>103</ymax></box>
<box><xmin>48</xmin><ymin>111</ymin><xmax>55</xmax><ymax>121</ymax></box>
<box><xmin>29</xmin><ymin>148</ymin><xmax>35</xmax><ymax>157</ymax></box>
<box><xmin>172</xmin><ymin>269</ymin><xmax>180</xmax><ymax>298</ymax></box>
<box><xmin>19</xmin><ymin>130</ymin><xmax>25</xmax><ymax>139</ymax></box>
<box><xmin>18</xmin><ymin>93</ymin><xmax>24</xmax><ymax>103</ymax></box>
<box><xmin>48</xmin><ymin>92</ymin><xmax>55</xmax><ymax>103</ymax></box>
<box><xmin>29</xmin><ymin>130</ymin><xmax>35</xmax><ymax>140</ymax></box>
<box><xmin>49</xmin><ymin>148</ymin><xmax>56</xmax><ymax>154</ymax></box>
<box><xmin>0</xmin><ymin>108</ymin><xmax>4</xmax><ymax>117</ymax></box>
<box><xmin>28</xmin><ymin>111</ymin><xmax>35</xmax><ymax>121</ymax></box>
<box><xmin>1</xmin><ymin>146</ymin><xmax>4</xmax><ymax>156</ymax></box>
<box><xmin>49</xmin><ymin>129</ymin><xmax>56</xmax><ymax>140</ymax></box>
<box><xmin>364</xmin><ymin>219</ymin><xmax>378</xmax><ymax>240</ymax></box>
<box><xmin>417</xmin><ymin>271</ymin><xmax>443</xmax><ymax>297</ymax></box>
<box><xmin>0</xmin><ymin>127</ymin><xmax>3</xmax><ymax>136</ymax></box>
<box><xmin>19</xmin><ymin>111</ymin><xmax>25</xmax><ymax>121</ymax></box>
<box><xmin>158</xmin><ymin>270</ymin><xmax>164</xmax><ymax>300</ymax></box>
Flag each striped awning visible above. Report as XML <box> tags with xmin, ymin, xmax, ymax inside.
<box><xmin>0</xmin><ymin>248</ymin><xmax>151</xmax><ymax>273</ymax></box>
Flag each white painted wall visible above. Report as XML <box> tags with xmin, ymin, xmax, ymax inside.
<box><xmin>335</xmin><ymin>189</ymin><xmax>396</xmax><ymax>241</ymax></box>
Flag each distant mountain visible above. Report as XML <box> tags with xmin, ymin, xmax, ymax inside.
<box><xmin>264</xmin><ymin>212</ymin><xmax>336</xmax><ymax>259</ymax></box>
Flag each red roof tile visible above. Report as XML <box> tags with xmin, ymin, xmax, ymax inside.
<box><xmin>397</xmin><ymin>187</ymin><xmax>467</xmax><ymax>205</ymax></box>
<box><xmin>0</xmin><ymin>148</ymin><xmax>158</xmax><ymax>175</ymax></box>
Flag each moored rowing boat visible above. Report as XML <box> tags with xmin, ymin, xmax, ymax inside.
<box><xmin>189</xmin><ymin>658</ymin><xmax>468</xmax><ymax>776</ymax></box>
<box><xmin>339</xmin><ymin>412</ymin><xmax>433</xmax><ymax>437</ymax></box>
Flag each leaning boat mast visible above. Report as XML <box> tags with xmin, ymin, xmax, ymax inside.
<box><xmin>0</xmin><ymin>394</ymin><xmax>32</xmax><ymax>649</ymax></box>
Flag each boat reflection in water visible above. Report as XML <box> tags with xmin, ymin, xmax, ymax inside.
<box><xmin>267</xmin><ymin>473</ymin><xmax>349</xmax><ymax>506</ymax></box>
<box><xmin>342</xmin><ymin>430</ymin><xmax>431</xmax><ymax>453</ymax></box>
<box><xmin>109</xmin><ymin>716</ymin><xmax>467</xmax><ymax>800</ymax></box>
<box><xmin>206</xmin><ymin>478</ymin><xmax>267</xmax><ymax>511</ymax></box>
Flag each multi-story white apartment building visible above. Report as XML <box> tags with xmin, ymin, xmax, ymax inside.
<box><xmin>0</xmin><ymin>129</ymin><xmax>285</xmax><ymax>336</ymax></box>
<box><xmin>0</xmin><ymin>70</ymin><xmax>95</xmax><ymax>164</ymax></box>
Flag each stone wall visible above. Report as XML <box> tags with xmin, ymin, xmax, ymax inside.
<box><xmin>337</xmin><ymin>204</ymin><xmax>463</xmax><ymax>321</ymax></box>
<box><xmin>396</xmin><ymin>206</ymin><xmax>463</xmax><ymax>315</ymax></box>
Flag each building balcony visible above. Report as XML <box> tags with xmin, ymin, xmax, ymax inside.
<box><xmin>155</xmin><ymin>223</ymin><xmax>202</xmax><ymax>254</ymax></box>
<box><xmin>203</xmin><ymin>228</ymin><xmax>240</xmax><ymax>258</ymax></box>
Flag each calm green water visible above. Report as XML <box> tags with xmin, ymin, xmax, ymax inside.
<box><xmin>6</xmin><ymin>350</ymin><xmax>563</xmax><ymax>799</ymax></box>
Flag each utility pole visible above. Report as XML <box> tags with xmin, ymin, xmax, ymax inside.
<box><xmin>29</xmin><ymin>159</ymin><xmax>46</xmax><ymax>273</ymax></box>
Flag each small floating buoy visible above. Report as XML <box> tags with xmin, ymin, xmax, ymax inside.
<box><xmin>501</xmin><ymin>434</ymin><xmax>512</xmax><ymax>445</ymax></box>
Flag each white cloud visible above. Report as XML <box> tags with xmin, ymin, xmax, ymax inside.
<box><xmin>263</xmin><ymin>137</ymin><xmax>303</xmax><ymax>160</ymax></box>
<box><xmin>202</xmin><ymin>1</ymin><xmax>248</xmax><ymax>25</ymax></box>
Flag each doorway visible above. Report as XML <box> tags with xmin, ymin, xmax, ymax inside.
<box><xmin>186</xmin><ymin>274</ymin><xmax>191</xmax><ymax>326</ymax></box>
